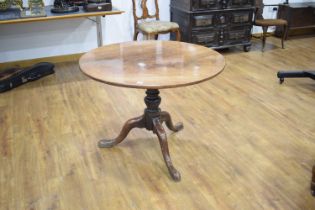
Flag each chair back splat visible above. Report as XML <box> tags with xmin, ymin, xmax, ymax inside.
<box><xmin>255</xmin><ymin>0</ymin><xmax>264</xmax><ymax>20</ymax></box>
<box><xmin>132</xmin><ymin>0</ymin><xmax>159</xmax><ymax>22</ymax></box>
<box><xmin>132</xmin><ymin>0</ymin><xmax>181</xmax><ymax>41</ymax></box>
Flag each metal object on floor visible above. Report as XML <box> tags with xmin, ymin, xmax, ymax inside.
<box><xmin>277</xmin><ymin>71</ymin><xmax>315</xmax><ymax>84</ymax></box>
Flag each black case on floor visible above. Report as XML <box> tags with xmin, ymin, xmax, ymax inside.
<box><xmin>0</xmin><ymin>62</ymin><xmax>55</xmax><ymax>93</ymax></box>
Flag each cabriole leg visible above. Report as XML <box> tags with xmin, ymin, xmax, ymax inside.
<box><xmin>153</xmin><ymin>118</ymin><xmax>181</xmax><ymax>181</ymax></box>
<box><xmin>98</xmin><ymin>115</ymin><xmax>145</xmax><ymax>148</ymax></box>
<box><xmin>160</xmin><ymin>111</ymin><xmax>183</xmax><ymax>132</ymax></box>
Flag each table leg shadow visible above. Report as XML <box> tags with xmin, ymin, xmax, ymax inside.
<box><xmin>311</xmin><ymin>165</ymin><xmax>315</xmax><ymax>196</ymax></box>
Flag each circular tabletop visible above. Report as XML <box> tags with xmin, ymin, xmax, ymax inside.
<box><xmin>79</xmin><ymin>41</ymin><xmax>225</xmax><ymax>89</ymax></box>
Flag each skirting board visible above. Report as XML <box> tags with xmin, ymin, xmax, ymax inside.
<box><xmin>0</xmin><ymin>53</ymin><xmax>84</xmax><ymax>70</ymax></box>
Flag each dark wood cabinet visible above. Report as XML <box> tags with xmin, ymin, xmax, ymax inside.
<box><xmin>275</xmin><ymin>2</ymin><xmax>315</xmax><ymax>38</ymax></box>
<box><xmin>171</xmin><ymin>0</ymin><xmax>255</xmax><ymax>51</ymax></box>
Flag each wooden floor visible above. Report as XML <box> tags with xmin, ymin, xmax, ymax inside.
<box><xmin>1</xmin><ymin>37</ymin><xmax>315</xmax><ymax>210</ymax></box>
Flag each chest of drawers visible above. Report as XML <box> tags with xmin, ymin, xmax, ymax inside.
<box><xmin>171</xmin><ymin>0</ymin><xmax>255</xmax><ymax>51</ymax></box>
<box><xmin>275</xmin><ymin>2</ymin><xmax>315</xmax><ymax>38</ymax></box>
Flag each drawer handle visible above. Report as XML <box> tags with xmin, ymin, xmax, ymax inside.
<box><xmin>220</xmin><ymin>16</ymin><xmax>225</xmax><ymax>24</ymax></box>
<box><xmin>222</xmin><ymin>0</ymin><xmax>227</xmax><ymax>8</ymax></box>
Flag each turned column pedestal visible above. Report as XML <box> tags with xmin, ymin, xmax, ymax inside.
<box><xmin>99</xmin><ymin>89</ymin><xmax>183</xmax><ymax>181</ymax></box>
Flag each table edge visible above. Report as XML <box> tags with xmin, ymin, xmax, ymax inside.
<box><xmin>79</xmin><ymin>40</ymin><xmax>226</xmax><ymax>89</ymax></box>
<box><xmin>79</xmin><ymin>62</ymin><xmax>226</xmax><ymax>90</ymax></box>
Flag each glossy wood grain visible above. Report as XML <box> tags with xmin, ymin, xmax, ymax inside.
<box><xmin>1</xmin><ymin>36</ymin><xmax>315</xmax><ymax>209</ymax></box>
<box><xmin>79</xmin><ymin>40</ymin><xmax>225</xmax><ymax>89</ymax></box>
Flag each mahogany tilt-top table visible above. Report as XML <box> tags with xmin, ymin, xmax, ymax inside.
<box><xmin>79</xmin><ymin>40</ymin><xmax>225</xmax><ymax>181</ymax></box>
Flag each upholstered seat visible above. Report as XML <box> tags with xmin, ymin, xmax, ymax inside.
<box><xmin>255</xmin><ymin>19</ymin><xmax>287</xmax><ymax>27</ymax></box>
<box><xmin>138</xmin><ymin>21</ymin><xmax>179</xmax><ymax>34</ymax></box>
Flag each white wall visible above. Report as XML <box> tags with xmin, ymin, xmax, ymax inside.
<box><xmin>0</xmin><ymin>0</ymin><xmax>314</xmax><ymax>63</ymax></box>
<box><xmin>0</xmin><ymin>0</ymin><xmax>170</xmax><ymax>63</ymax></box>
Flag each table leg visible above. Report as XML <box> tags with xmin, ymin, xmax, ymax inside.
<box><xmin>98</xmin><ymin>115</ymin><xmax>145</xmax><ymax>148</ymax></box>
<box><xmin>99</xmin><ymin>89</ymin><xmax>183</xmax><ymax>181</ymax></box>
<box><xmin>160</xmin><ymin>111</ymin><xmax>183</xmax><ymax>132</ymax></box>
<box><xmin>153</xmin><ymin>117</ymin><xmax>181</xmax><ymax>181</ymax></box>
<box><xmin>96</xmin><ymin>16</ymin><xmax>104</xmax><ymax>47</ymax></box>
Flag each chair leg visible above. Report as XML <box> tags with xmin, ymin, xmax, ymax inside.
<box><xmin>134</xmin><ymin>31</ymin><xmax>139</xmax><ymax>41</ymax></box>
<box><xmin>284</xmin><ymin>24</ymin><xmax>289</xmax><ymax>40</ymax></box>
<box><xmin>262</xmin><ymin>26</ymin><xmax>268</xmax><ymax>52</ymax></box>
<box><xmin>282</xmin><ymin>24</ymin><xmax>288</xmax><ymax>48</ymax></box>
<box><xmin>175</xmin><ymin>29</ymin><xmax>181</xmax><ymax>41</ymax></box>
<box><xmin>147</xmin><ymin>33</ymin><xmax>155</xmax><ymax>40</ymax></box>
<box><xmin>145</xmin><ymin>34</ymin><xmax>149</xmax><ymax>40</ymax></box>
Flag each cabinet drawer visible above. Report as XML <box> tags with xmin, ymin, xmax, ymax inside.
<box><xmin>231</xmin><ymin>11</ymin><xmax>252</xmax><ymax>25</ymax></box>
<box><xmin>193</xmin><ymin>15</ymin><xmax>214</xmax><ymax>27</ymax></box>
<box><xmin>192</xmin><ymin>0</ymin><xmax>220</xmax><ymax>11</ymax></box>
<box><xmin>230</xmin><ymin>0</ymin><xmax>255</xmax><ymax>8</ymax></box>
<box><xmin>192</xmin><ymin>11</ymin><xmax>252</xmax><ymax>29</ymax></box>
<box><xmin>225</xmin><ymin>26</ymin><xmax>251</xmax><ymax>43</ymax></box>
<box><xmin>229</xmin><ymin>30</ymin><xmax>246</xmax><ymax>40</ymax></box>
<box><xmin>171</xmin><ymin>0</ymin><xmax>254</xmax><ymax>11</ymax></box>
<box><xmin>191</xmin><ymin>0</ymin><xmax>254</xmax><ymax>10</ymax></box>
<box><xmin>192</xmin><ymin>30</ymin><xmax>218</xmax><ymax>46</ymax></box>
<box><xmin>216</xmin><ymin>13</ymin><xmax>230</xmax><ymax>25</ymax></box>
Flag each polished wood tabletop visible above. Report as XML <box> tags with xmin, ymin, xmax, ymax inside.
<box><xmin>79</xmin><ymin>41</ymin><xmax>225</xmax><ymax>89</ymax></box>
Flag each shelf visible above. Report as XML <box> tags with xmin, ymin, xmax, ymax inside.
<box><xmin>0</xmin><ymin>5</ymin><xmax>124</xmax><ymax>25</ymax></box>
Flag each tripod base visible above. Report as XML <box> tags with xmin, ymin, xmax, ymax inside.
<box><xmin>99</xmin><ymin>89</ymin><xmax>183</xmax><ymax>181</ymax></box>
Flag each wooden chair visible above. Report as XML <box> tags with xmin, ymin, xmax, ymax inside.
<box><xmin>254</xmin><ymin>0</ymin><xmax>288</xmax><ymax>51</ymax></box>
<box><xmin>132</xmin><ymin>0</ymin><xmax>181</xmax><ymax>41</ymax></box>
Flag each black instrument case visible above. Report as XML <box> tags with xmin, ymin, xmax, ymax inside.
<box><xmin>0</xmin><ymin>62</ymin><xmax>55</xmax><ymax>93</ymax></box>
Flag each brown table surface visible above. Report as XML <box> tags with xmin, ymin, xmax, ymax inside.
<box><xmin>79</xmin><ymin>40</ymin><xmax>225</xmax><ymax>89</ymax></box>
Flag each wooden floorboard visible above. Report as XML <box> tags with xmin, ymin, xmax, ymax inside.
<box><xmin>0</xmin><ymin>37</ymin><xmax>315</xmax><ymax>210</ymax></box>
